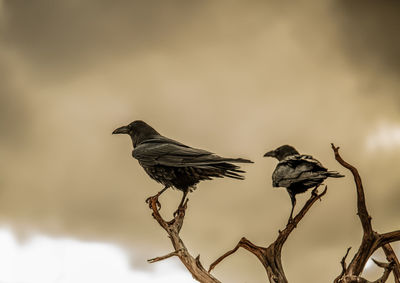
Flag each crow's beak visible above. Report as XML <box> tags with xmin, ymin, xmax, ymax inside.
<box><xmin>112</xmin><ymin>125</ymin><xmax>130</xmax><ymax>135</ymax></box>
<box><xmin>263</xmin><ymin>150</ymin><xmax>275</xmax><ymax>157</ymax></box>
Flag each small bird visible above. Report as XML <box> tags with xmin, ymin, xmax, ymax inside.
<box><xmin>113</xmin><ymin>120</ymin><xmax>253</xmax><ymax>209</ymax></box>
<box><xmin>264</xmin><ymin>145</ymin><xmax>344</xmax><ymax>222</ymax></box>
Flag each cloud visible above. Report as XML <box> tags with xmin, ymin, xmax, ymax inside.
<box><xmin>366</xmin><ymin>121</ymin><xmax>400</xmax><ymax>152</ymax></box>
<box><xmin>0</xmin><ymin>227</ymin><xmax>194</xmax><ymax>283</ymax></box>
<box><xmin>333</xmin><ymin>1</ymin><xmax>400</xmax><ymax>75</ymax></box>
<box><xmin>1</xmin><ymin>1</ymin><xmax>205</xmax><ymax>78</ymax></box>
<box><xmin>332</xmin><ymin>0</ymin><xmax>400</xmax><ymax>101</ymax></box>
<box><xmin>0</xmin><ymin>55</ymin><xmax>31</xmax><ymax>148</ymax></box>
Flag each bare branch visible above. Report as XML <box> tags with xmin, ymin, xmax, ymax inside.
<box><xmin>382</xmin><ymin>244</ymin><xmax>400</xmax><ymax>282</ymax></box>
<box><xmin>209</xmin><ymin>186</ymin><xmax>327</xmax><ymax>283</ymax></box>
<box><xmin>275</xmin><ymin>186</ymin><xmax>327</xmax><ymax>247</ymax></box>
<box><xmin>370</xmin><ymin>258</ymin><xmax>394</xmax><ymax>283</ymax></box>
<box><xmin>334</xmin><ymin>247</ymin><xmax>352</xmax><ymax>283</ymax></box>
<box><xmin>146</xmin><ymin>194</ymin><xmax>221</xmax><ymax>283</ymax></box>
<box><xmin>331</xmin><ymin>144</ymin><xmax>400</xmax><ymax>282</ymax></box>
<box><xmin>342</xmin><ymin>247</ymin><xmax>352</xmax><ymax>269</ymax></box>
<box><xmin>379</xmin><ymin>231</ymin><xmax>400</xmax><ymax>247</ymax></box>
<box><xmin>337</xmin><ymin>260</ymin><xmax>394</xmax><ymax>283</ymax></box>
<box><xmin>331</xmin><ymin>144</ymin><xmax>373</xmax><ymax>235</ymax></box>
<box><xmin>331</xmin><ymin>143</ymin><xmax>378</xmax><ymax>276</ymax></box>
<box><xmin>148</xmin><ymin>250</ymin><xmax>182</xmax><ymax>263</ymax></box>
<box><xmin>208</xmin><ymin>237</ymin><xmax>266</xmax><ymax>273</ymax></box>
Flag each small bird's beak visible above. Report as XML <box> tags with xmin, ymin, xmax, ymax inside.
<box><xmin>263</xmin><ymin>150</ymin><xmax>275</xmax><ymax>157</ymax></box>
<box><xmin>112</xmin><ymin>125</ymin><xmax>130</xmax><ymax>135</ymax></box>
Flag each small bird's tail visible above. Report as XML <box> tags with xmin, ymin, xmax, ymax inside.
<box><xmin>327</xmin><ymin>171</ymin><xmax>345</xmax><ymax>178</ymax></box>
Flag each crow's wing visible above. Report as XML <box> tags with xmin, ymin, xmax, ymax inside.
<box><xmin>133</xmin><ymin>137</ymin><xmax>251</xmax><ymax>167</ymax></box>
<box><xmin>272</xmin><ymin>155</ymin><xmax>328</xmax><ymax>187</ymax></box>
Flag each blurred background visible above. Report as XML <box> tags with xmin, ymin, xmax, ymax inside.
<box><xmin>0</xmin><ymin>0</ymin><xmax>399</xmax><ymax>282</ymax></box>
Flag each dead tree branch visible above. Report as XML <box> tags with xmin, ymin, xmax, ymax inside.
<box><xmin>337</xmin><ymin>259</ymin><xmax>394</xmax><ymax>283</ymax></box>
<box><xmin>334</xmin><ymin>247</ymin><xmax>352</xmax><ymax>283</ymax></box>
<box><xmin>209</xmin><ymin>186</ymin><xmax>327</xmax><ymax>283</ymax></box>
<box><xmin>146</xmin><ymin>194</ymin><xmax>221</xmax><ymax>283</ymax></box>
<box><xmin>331</xmin><ymin>144</ymin><xmax>400</xmax><ymax>283</ymax></box>
<box><xmin>382</xmin><ymin>244</ymin><xmax>400</xmax><ymax>282</ymax></box>
<box><xmin>370</xmin><ymin>259</ymin><xmax>395</xmax><ymax>283</ymax></box>
<box><xmin>208</xmin><ymin>237</ymin><xmax>267</xmax><ymax>273</ymax></box>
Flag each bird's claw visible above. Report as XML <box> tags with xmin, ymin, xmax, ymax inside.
<box><xmin>173</xmin><ymin>205</ymin><xmax>186</xmax><ymax>218</ymax></box>
<box><xmin>311</xmin><ymin>188</ymin><xmax>323</xmax><ymax>202</ymax></box>
<box><xmin>145</xmin><ymin>195</ymin><xmax>161</xmax><ymax>210</ymax></box>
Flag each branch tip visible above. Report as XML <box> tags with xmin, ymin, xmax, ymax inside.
<box><xmin>147</xmin><ymin>250</ymin><xmax>181</xmax><ymax>264</ymax></box>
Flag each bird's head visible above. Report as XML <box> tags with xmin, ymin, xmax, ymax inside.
<box><xmin>263</xmin><ymin>145</ymin><xmax>299</xmax><ymax>161</ymax></box>
<box><xmin>112</xmin><ymin>120</ymin><xmax>160</xmax><ymax>147</ymax></box>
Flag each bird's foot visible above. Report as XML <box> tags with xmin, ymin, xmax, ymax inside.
<box><xmin>311</xmin><ymin>184</ymin><xmax>321</xmax><ymax>196</ymax></box>
<box><xmin>173</xmin><ymin>206</ymin><xmax>185</xmax><ymax>218</ymax></box>
<box><xmin>311</xmin><ymin>187</ymin><xmax>323</xmax><ymax>201</ymax></box>
<box><xmin>145</xmin><ymin>187</ymin><xmax>169</xmax><ymax>210</ymax></box>
<box><xmin>145</xmin><ymin>195</ymin><xmax>161</xmax><ymax>210</ymax></box>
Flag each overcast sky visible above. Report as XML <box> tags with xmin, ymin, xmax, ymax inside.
<box><xmin>1</xmin><ymin>1</ymin><xmax>400</xmax><ymax>282</ymax></box>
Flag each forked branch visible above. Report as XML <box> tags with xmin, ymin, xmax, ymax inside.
<box><xmin>209</xmin><ymin>186</ymin><xmax>327</xmax><ymax>283</ymax></box>
<box><xmin>146</xmin><ymin>194</ymin><xmax>221</xmax><ymax>283</ymax></box>
<box><xmin>331</xmin><ymin>144</ymin><xmax>400</xmax><ymax>283</ymax></box>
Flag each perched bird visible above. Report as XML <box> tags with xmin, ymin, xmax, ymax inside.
<box><xmin>264</xmin><ymin>145</ymin><xmax>344</xmax><ymax>221</ymax></box>
<box><xmin>113</xmin><ymin>120</ymin><xmax>253</xmax><ymax>209</ymax></box>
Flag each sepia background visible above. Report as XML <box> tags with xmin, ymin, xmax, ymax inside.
<box><xmin>1</xmin><ymin>0</ymin><xmax>400</xmax><ymax>282</ymax></box>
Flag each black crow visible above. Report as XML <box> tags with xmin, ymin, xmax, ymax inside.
<box><xmin>264</xmin><ymin>145</ymin><xmax>344</xmax><ymax>221</ymax></box>
<box><xmin>113</xmin><ymin>120</ymin><xmax>253</xmax><ymax>209</ymax></box>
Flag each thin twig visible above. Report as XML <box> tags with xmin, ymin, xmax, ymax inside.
<box><xmin>334</xmin><ymin>247</ymin><xmax>352</xmax><ymax>283</ymax></box>
<box><xmin>148</xmin><ymin>250</ymin><xmax>182</xmax><ymax>263</ymax></box>
<box><xmin>370</xmin><ymin>258</ymin><xmax>394</xmax><ymax>283</ymax></box>
<box><xmin>208</xmin><ymin>237</ymin><xmax>266</xmax><ymax>273</ymax></box>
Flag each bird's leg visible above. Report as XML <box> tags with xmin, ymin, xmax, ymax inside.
<box><xmin>158</xmin><ymin>186</ymin><xmax>169</xmax><ymax>196</ymax></box>
<box><xmin>178</xmin><ymin>190</ymin><xmax>188</xmax><ymax>208</ymax></box>
<box><xmin>174</xmin><ymin>190</ymin><xmax>188</xmax><ymax>217</ymax></box>
<box><xmin>145</xmin><ymin>186</ymin><xmax>169</xmax><ymax>209</ymax></box>
<box><xmin>288</xmin><ymin>193</ymin><xmax>296</xmax><ymax>225</ymax></box>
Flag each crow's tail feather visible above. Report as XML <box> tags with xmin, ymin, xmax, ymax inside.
<box><xmin>211</xmin><ymin>162</ymin><xmax>249</xmax><ymax>180</ymax></box>
<box><xmin>224</xmin><ymin>170</ymin><xmax>246</xmax><ymax>180</ymax></box>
